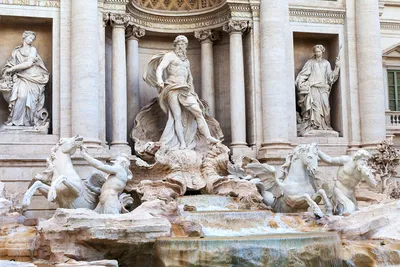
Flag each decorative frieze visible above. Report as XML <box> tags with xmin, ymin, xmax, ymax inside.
<box><xmin>381</xmin><ymin>20</ymin><xmax>400</xmax><ymax>30</ymax></box>
<box><xmin>125</xmin><ymin>1</ymin><xmax>255</xmax><ymax>33</ymax></box>
<box><xmin>289</xmin><ymin>8</ymin><xmax>346</xmax><ymax>25</ymax></box>
<box><xmin>104</xmin><ymin>0</ymin><xmax>128</xmax><ymax>4</ymax></box>
<box><xmin>131</xmin><ymin>0</ymin><xmax>224</xmax><ymax>11</ymax></box>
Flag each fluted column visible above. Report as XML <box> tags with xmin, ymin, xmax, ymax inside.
<box><xmin>71</xmin><ymin>0</ymin><xmax>101</xmax><ymax>147</ymax></box>
<box><xmin>126</xmin><ymin>24</ymin><xmax>145</xmax><ymax>146</ymax></box>
<box><xmin>258</xmin><ymin>0</ymin><xmax>291</xmax><ymax>160</ymax></box>
<box><xmin>194</xmin><ymin>29</ymin><xmax>219</xmax><ymax>117</ymax></box>
<box><xmin>99</xmin><ymin>12</ymin><xmax>108</xmax><ymax>146</ymax></box>
<box><xmin>109</xmin><ymin>14</ymin><xmax>130</xmax><ymax>154</ymax></box>
<box><xmin>223</xmin><ymin>20</ymin><xmax>249</xmax><ymax>152</ymax></box>
<box><xmin>356</xmin><ymin>0</ymin><xmax>386</xmax><ymax>148</ymax></box>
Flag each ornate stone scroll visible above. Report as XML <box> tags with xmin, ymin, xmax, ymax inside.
<box><xmin>194</xmin><ymin>29</ymin><xmax>220</xmax><ymax>43</ymax></box>
<box><xmin>126</xmin><ymin>24</ymin><xmax>146</xmax><ymax>40</ymax></box>
<box><xmin>222</xmin><ymin>19</ymin><xmax>251</xmax><ymax>34</ymax></box>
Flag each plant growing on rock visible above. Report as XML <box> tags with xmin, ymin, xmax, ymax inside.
<box><xmin>369</xmin><ymin>140</ymin><xmax>400</xmax><ymax>194</ymax></box>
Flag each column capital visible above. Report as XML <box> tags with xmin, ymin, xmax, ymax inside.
<box><xmin>222</xmin><ymin>20</ymin><xmax>251</xmax><ymax>35</ymax></box>
<box><xmin>102</xmin><ymin>12</ymin><xmax>109</xmax><ymax>27</ymax></box>
<box><xmin>109</xmin><ymin>13</ymin><xmax>130</xmax><ymax>28</ymax></box>
<box><xmin>126</xmin><ymin>24</ymin><xmax>146</xmax><ymax>40</ymax></box>
<box><xmin>194</xmin><ymin>29</ymin><xmax>220</xmax><ymax>44</ymax></box>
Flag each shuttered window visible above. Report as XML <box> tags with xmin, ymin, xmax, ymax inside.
<box><xmin>388</xmin><ymin>70</ymin><xmax>400</xmax><ymax>111</ymax></box>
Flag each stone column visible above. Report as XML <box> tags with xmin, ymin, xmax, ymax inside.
<box><xmin>99</xmin><ymin>12</ymin><xmax>108</xmax><ymax>146</ymax></box>
<box><xmin>71</xmin><ymin>0</ymin><xmax>101</xmax><ymax>147</ymax></box>
<box><xmin>59</xmin><ymin>0</ymin><xmax>71</xmax><ymax>138</ymax></box>
<box><xmin>356</xmin><ymin>0</ymin><xmax>386</xmax><ymax>148</ymax></box>
<box><xmin>223</xmin><ymin>20</ymin><xmax>250</xmax><ymax>154</ymax></box>
<box><xmin>126</xmin><ymin>24</ymin><xmax>145</xmax><ymax>146</ymax></box>
<box><xmin>194</xmin><ymin>29</ymin><xmax>219</xmax><ymax>117</ymax></box>
<box><xmin>109</xmin><ymin>13</ymin><xmax>131</xmax><ymax>154</ymax></box>
<box><xmin>258</xmin><ymin>0</ymin><xmax>292</xmax><ymax>160</ymax></box>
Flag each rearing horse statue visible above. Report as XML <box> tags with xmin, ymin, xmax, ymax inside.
<box><xmin>248</xmin><ymin>143</ymin><xmax>332</xmax><ymax>218</ymax></box>
<box><xmin>22</xmin><ymin>135</ymin><xmax>105</xmax><ymax>209</ymax></box>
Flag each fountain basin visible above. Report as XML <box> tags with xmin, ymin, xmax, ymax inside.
<box><xmin>155</xmin><ymin>232</ymin><xmax>343</xmax><ymax>267</ymax></box>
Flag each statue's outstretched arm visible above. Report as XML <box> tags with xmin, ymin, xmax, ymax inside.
<box><xmin>318</xmin><ymin>150</ymin><xmax>347</xmax><ymax>165</ymax></box>
<box><xmin>81</xmin><ymin>149</ymin><xmax>117</xmax><ymax>174</ymax></box>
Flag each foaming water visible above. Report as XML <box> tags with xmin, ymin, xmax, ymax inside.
<box><xmin>177</xmin><ymin>195</ymin><xmax>240</xmax><ymax>212</ymax></box>
<box><xmin>181</xmin><ymin>210</ymin><xmax>298</xmax><ymax>237</ymax></box>
<box><xmin>155</xmin><ymin>233</ymin><xmax>343</xmax><ymax>267</ymax></box>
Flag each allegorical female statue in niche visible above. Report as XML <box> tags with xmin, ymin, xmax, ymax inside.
<box><xmin>0</xmin><ymin>31</ymin><xmax>49</xmax><ymax>129</ymax></box>
<box><xmin>296</xmin><ymin>44</ymin><xmax>340</xmax><ymax>137</ymax></box>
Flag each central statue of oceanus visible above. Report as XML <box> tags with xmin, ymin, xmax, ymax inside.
<box><xmin>142</xmin><ymin>35</ymin><xmax>219</xmax><ymax>150</ymax></box>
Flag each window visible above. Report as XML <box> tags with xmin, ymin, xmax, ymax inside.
<box><xmin>388</xmin><ymin>70</ymin><xmax>400</xmax><ymax>111</ymax></box>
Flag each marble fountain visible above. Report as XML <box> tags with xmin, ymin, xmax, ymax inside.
<box><xmin>1</xmin><ymin>35</ymin><xmax>400</xmax><ymax>267</ymax></box>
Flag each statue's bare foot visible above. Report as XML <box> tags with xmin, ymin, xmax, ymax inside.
<box><xmin>207</xmin><ymin>136</ymin><xmax>219</xmax><ymax>144</ymax></box>
<box><xmin>179</xmin><ymin>143</ymin><xmax>187</xmax><ymax>150</ymax></box>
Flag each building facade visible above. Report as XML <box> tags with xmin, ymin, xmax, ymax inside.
<box><xmin>0</xmin><ymin>0</ymin><xmax>399</xmax><ymax>217</ymax></box>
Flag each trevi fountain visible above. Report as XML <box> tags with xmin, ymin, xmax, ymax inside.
<box><xmin>1</xmin><ymin>0</ymin><xmax>400</xmax><ymax>266</ymax></box>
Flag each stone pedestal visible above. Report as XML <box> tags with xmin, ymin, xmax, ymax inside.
<box><xmin>302</xmin><ymin>130</ymin><xmax>339</xmax><ymax>138</ymax></box>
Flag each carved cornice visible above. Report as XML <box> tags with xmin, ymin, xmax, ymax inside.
<box><xmin>194</xmin><ymin>29</ymin><xmax>220</xmax><ymax>43</ymax></box>
<box><xmin>250</xmin><ymin>4</ymin><xmax>260</xmax><ymax>19</ymax></box>
<box><xmin>228</xmin><ymin>3</ymin><xmax>253</xmax><ymax>19</ymax></box>
<box><xmin>222</xmin><ymin>20</ymin><xmax>251</xmax><ymax>34</ymax></box>
<box><xmin>126</xmin><ymin>1</ymin><xmax>258</xmax><ymax>33</ymax></box>
<box><xmin>126</xmin><ymin>24</ymin><xmax>146</xmax><ymax>40</ymax></box>
<box><xmin>289</xmin><ymin>7</ymin><xmax>346</xmax><ymax>25</ymax></box>
<box><xmin>109</xmin><ymin>13</ymin><xmax>130</xmax><ymax>28</ymax></box>
<box><xmin>381</xmin><ymin>20</ymin><xmax>400</xmax><ymax>30</ymax></box>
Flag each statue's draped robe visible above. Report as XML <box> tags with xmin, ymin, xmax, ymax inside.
<box><xmin>1</xmin><ymin>46</ymin><xmax>49</xmax><ymax>126</ymax></box>
<box><xmin>143</xmin><ymin>52</ymin><xmax>204</xmax><ymax>150</ymax></box>
<box><xmin>296</xmin><ymin>58</ymin><xmax>339</xmax><ymax>133</ymax></box>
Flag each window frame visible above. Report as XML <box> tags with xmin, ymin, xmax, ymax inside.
<box><xmin>388</xmin><ymin>70</ymin><xmax>400</xmax><ymax>111</ymax></box>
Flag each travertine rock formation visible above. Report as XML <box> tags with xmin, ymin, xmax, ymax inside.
<box><xmin>35</xmin><ymin>203</ymin><xmax>172</xmax><ymax>267</ymax></box>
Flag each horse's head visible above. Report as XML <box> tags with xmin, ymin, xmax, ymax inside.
<box><xmin>59</xmin><ymin>135</ymin><xmax>84</xmax><ymax>154</ymax></box>
<box><xmin>300</xmin><ymin>143</ymin><xmax>319</xmax><ymax>177</ymax></box>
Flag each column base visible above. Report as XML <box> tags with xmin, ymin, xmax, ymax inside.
<box><xmin>360</xmin><ymin>140</ymin><xmax>384</xmax><ymax>151</ymax></box>
<box><xmin>82</xmin><ymin>138</ymin><xmax>109</xmax><ymax>155</ymax></box>
<box><xmin>110</xmin><ymin>142</ymin><xmax>132</xmax><ymax>156</ymax></box>
<box><xmin>230</xmin><ymin>142</ymin><xmax>255</xmax><ymax>158</ymax></box>
<box><xmin>258</xmin><ymin>140</ymin><xmax>292</xmax><ymax>162</ymax></box>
